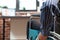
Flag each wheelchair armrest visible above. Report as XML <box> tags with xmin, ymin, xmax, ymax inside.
<box><xmin>50</xmin><ymin>31</ymin><xmax>60</xmax><ymax>40</ymax></box>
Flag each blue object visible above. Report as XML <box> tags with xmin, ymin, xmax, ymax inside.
<box><xmin>29</xmin><ymin>29</ymin><xmax>39</xmax><ymax>40</ymax></box>
<box><xmin>29</xmin><ymin>29</ymin><xmax>53</xmax><ymax>40</ymax></box>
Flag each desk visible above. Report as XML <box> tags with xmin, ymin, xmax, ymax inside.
<box><xmin>0</xmin><ymin>16</ymin><xmax>40</xmax><ymax>40</ymax></box>
<box><xmin>0</xmin><ymin>16</ymin><xmax>30</xmax><ymax>40</ymax></box>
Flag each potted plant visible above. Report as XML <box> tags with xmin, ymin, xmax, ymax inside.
<box><xmin>3</xmin><ymin>6</ymin><xmax>8</xmax><ymax>9</ymax></box>
<box><xmin>23</xmin><ymin>7</ymin><xmax>26</xmax><ymax>11</ymax></box>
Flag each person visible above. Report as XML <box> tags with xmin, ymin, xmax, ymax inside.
<box><xmin>38</xmin><ymin>0</ymin><xmax>60</xmax><ymax>40</ymax></box>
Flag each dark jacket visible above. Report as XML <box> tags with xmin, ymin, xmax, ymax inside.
<box><xmin>40</xmin><ymin>2</ymin><xmax>60</xmax><ymax>36</ymax></box>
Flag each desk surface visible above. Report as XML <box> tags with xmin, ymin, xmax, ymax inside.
<box><xmin>0</xmin><ymin>16</ymin><xmax>30</xmax><ymax>18</ymax></box>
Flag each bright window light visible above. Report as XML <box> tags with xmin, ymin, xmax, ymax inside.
<box><xmin>0</xmin><ymin>0</ymin><xmax>16</xmax><ymax>9</ymax></box>
<box><xmin>19</xmin><ymin>0</ymin><xmax>36</xmax><ymax>10</ymax></box>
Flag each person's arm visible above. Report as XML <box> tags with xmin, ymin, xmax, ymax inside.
<box><xmin>38</xmin><ymin>33</ymin><xmax>48</xmax><ymax>40</ymax></box>
<box><xmin>39</xmin><ymin>5</ymin><xmax>52</xmax><ymax>40</ymax></box>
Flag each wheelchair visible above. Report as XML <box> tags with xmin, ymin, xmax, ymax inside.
<box><xmin>27</xmin><ymin>14</ymin><xmax>60</xmax><ymax>40</ymax></box>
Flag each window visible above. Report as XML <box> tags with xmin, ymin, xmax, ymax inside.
<box><xmin>0</xmin><ymin>0</ymin><xmax>16</xmax><ymax>9</ymax></box>
<box><xmin>0</xmin><ymin>0</ymin><xmax>16</xmax><ymax>16</ymax></box>
<box><xmin>16</xmin><ymin>0</ymin><xmax>37</xmax><ymax>11</ymax></box>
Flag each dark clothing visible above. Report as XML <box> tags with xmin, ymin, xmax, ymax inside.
<box><xmin>40</xmin><ymin>2</ymin><xmax>60</xmax><ymax>36</ymax></box>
